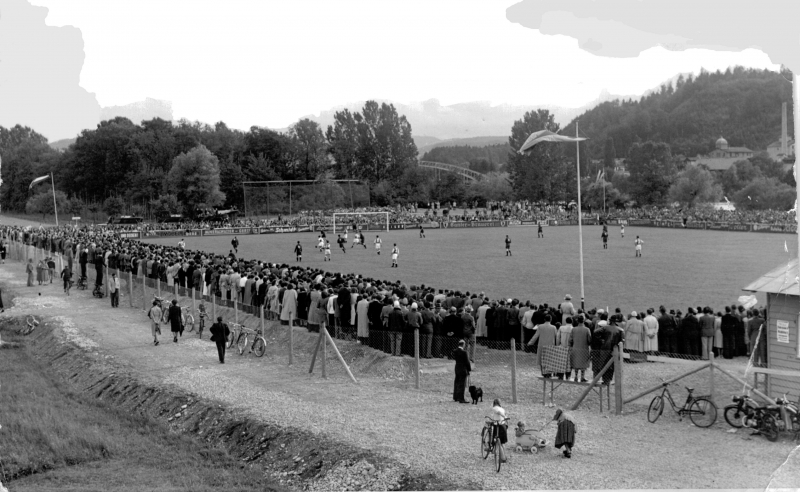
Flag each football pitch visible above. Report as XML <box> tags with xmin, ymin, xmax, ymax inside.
<box><xmin>145</xmin><ymin>225</ymin><xmax>796</xmax><ymax>314</ymax></box>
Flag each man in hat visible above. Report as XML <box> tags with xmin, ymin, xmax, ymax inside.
<box><xmin>452</xmin><ymin>339</ymin><xmax>471</xmax><ymax>403</ymax></box>
<box><xmin>560</xmin><ymin>295</ymin><xmax>576</xmax><ymax>326</ymax></box>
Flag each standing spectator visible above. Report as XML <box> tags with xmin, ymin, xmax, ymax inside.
<box><xmin>680</xmin><ymin>308</ymin><xmax>700</xmax><ymax>357</ymax></box>
<box><xmin>61</xmin><ymin>265</ymin><xmax>73</xmax><ymax>295</ymax></box>
<box><xmin>443</xmin><ymin>307</ymin><xmax>463</xmax><ymax>356</ymax></box>
<box><xmin>461</xmin><ymin>305</ymin><xmax>476</xmax><ymax>362</ymax></box>
<box><xmin>452</xmin><ymin>339</ymin><xmax>471</xmax><ymax>403</ymax></box>
<box><xmin>419</xmin><ymin>301</ymin><xmax>435</xmax><ymax>358</ymax></box>
<box><xmin>560</xmin><ymin>295</ymin><xmax>576</xmax><ymax>326</ymax></box>
<box><xmin>148</xmin><ymin>300</ymin><xmax>162</xmax><ymax>346</ymax></box>
<box><xmin>281</xmin><ymin>283</ymin><xmax>298</xmax><ymax>324</ymax></box>
<box><xmin>721</xmin><ymin>306</ymin><xmax>738</xmax><ymax>359</ymax></box>
<box><xmin>569</xmin><ymin>316</ymin><xmax>591</xmax><ymax>382</ymax></box>
<box><xmin>388</xmin><ymin>301</ymin><xmax>406</xmax><ymax>356</ymax></box>
<box><xmin>26</xmin><ymin>258</ymin><xmax>34</xmax><ymax>286</ymax></box>
<box><xmin>527</xmin><ymin>314</ymin><xmax>557</xmax><ymax>377</ymax></box>
<box><xmin>736</xmin><ymin>305</ymin><xmax>749</xmax><ymax>356</ymax></box>
<box><xmin>209</xmin><ymin>316</ymin><xmax>230</xmax><ymax>363</ymax></box>
<box><xmin>624</xmin><ymin>312</ymin><xmax>644</xmax><ymax>354</ymax></box>
<box><xmin>356</xmin><ymin>294</ymin><xmax>370</xmax><ymax>346</ymax></box>
<box><xmin>36</xmin><ymin>259</ymin><xmax>46</xmax><ymax>285</ymax></box>
<box><xmin>406</xmin><ymin>302</ymin><xmax>423</xmax><ymax>354</ymax></box>
<box><xmin>713</xmin><ymin>311</ymin><xmax>724</xmax><ymax>358</ymax></box>
<box><xmin>109</xmin><ymin>272</ymin><xmax>120</xmax><ymax>307</ymax></box>
<box><xmin>699</xmin><ymin>307</ymin><xmax>716</xmax><ymax>361</ymax></box>
<box><xmin>552</xmin><ymin>408</ymin><xmax>577</xmax><ymax>459</ymax></box>
<box><xmin>643</xmin><ymin>309</ymin><xmax>659</xmax><ymax>353</ymax></box>
<box><xmin>168</xmin><ymin>299</ymin><xmax>185</xmax><ymax>343</ymax></box>
<box><xmin>658</xmin><ymin>306</ymin><xmax>678</xmax><ymax>354</ymax></box>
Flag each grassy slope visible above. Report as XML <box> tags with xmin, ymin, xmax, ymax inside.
<box><xmin>0</xmin><ymin>325</ymin><xmax>284</xmax><ymax>492</ymax></box>
<box><xmin>145</xmin><ymin>225</ymin><xmax>795</xmax><ymax>314</ymax></box>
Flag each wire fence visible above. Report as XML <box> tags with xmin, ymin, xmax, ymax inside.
<box><xmin>8</xmin><ymin>239</ymin><xmax>760</xmax><ymax>415</ymax></box>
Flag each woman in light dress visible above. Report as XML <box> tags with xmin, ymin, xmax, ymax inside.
<box><xmin>624</xmin><ymin>312</ymin><xmax>645</xmax><ymax>353</ymax></box>
<box><xmin>713</xmin><ymin>311</ymin><xmax>724</xmax><ymax>358</ymax></box>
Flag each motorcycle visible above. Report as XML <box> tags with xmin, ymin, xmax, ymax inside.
<box><xmin>764</xmin><ymin>394</ymin><xmax>800</xmax><ymax>441</ymax></box>
<box><xmin>724</xmin><ymin>394</ymin><xmax>778</xmax><ymax>441</ymax></box>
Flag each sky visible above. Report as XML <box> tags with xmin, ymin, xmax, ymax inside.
<box><xmin>10</xmin><ymin>0</ymin><xmax>783</xmax><ymax>139</ymax></box>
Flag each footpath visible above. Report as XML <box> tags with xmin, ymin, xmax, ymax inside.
<box><xmin>0</xmin><ymin>222</ymin><xmax>797</xmax><ymax>490</ymax></box>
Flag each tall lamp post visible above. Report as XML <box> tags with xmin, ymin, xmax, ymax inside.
<box><xmin>519</xmin><ymin>125</ymin><xmax>588</xmax><ymax>309</ymax></box>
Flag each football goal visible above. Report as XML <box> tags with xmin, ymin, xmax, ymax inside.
<box><xmin>332</xmin><ymin>212</ymin><xmax>389</xmax><ymax>234</ymax></box>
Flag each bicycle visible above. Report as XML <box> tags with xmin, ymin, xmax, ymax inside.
<box><xmin>647</xmin><ymin>380</ymin><xmax>718</xmax><ymax>427</ymax></box>
<box><xmin>227</xmin><ymin>323</ymin><xmax>244</xmax><ymax>349</ymax></box>
<box><xmin>21</xmin><ymin>315</ymin><xmax>39</xmax><ymax>335</ymax></box>
<box><xmin>481</xmin><ymin>416</ymin><xmax>511</xmax><ymax>473</ymax></box>
<box><xmin>236</xmin><ymin>326</ymin><xmax>267</xmax><ymax>357</ymax></box>
<box><xmin>187</xmin><ymin>309</ymin><xmax>207</xmax><ymax>338</ymax></box>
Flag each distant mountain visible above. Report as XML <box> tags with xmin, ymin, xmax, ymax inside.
<box><xmin>412</xmin><ymin>136</ymin><xmax>441</xmax><ymax>150</ymax></box>
<box><xmin>100</xmin><ymin>97</ymin><xmax>173</xmax><ymax>126</ymax></box>
<box><xmin>49</xmin><ymin>138</ymin><xmax>76</xmax><ymax>150</ymax></box>
<box><xmin>299</xmin><ymin>90</ymin><xmax>636</xmax><ymax>141</ymax></box>
<box><xmin>416</xmin><ymin>136</ymin><xmax>508</xmax><ymax>157</ymax></box>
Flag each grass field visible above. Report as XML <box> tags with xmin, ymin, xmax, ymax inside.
<box><xmin>0</xmin><ymin>320</ymin><xmax>284</xmax><ymax>492</ymax></box>
<box><xmin>145</xmin><ymin>225</ymin><xmax>796</xmax><ymax>315</ymax></box>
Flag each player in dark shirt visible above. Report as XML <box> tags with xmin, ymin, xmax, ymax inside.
<box><xmin>505</xmin><ymin>235</ymin><xmax>512</xmax><ymax>256</ymax></box>
<box><xmin>294</xmin><ymin>241</ymin><xmax>302</xmax><ymax>262</ymax></box>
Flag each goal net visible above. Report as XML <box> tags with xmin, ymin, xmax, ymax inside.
<box><xmin>332</xmin><ymin>212</ymin><xmax>389</xmax><ymax>234</ymax></box>
<box><xmin>242</xmin><ymin>180</ymin><xmax>370</xmax><ymax>219</ymax></box>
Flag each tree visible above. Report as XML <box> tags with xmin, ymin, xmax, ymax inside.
<box><xmin>429</xmin><ymin>171</ymin><xmax>466</xmax><ymax>204</ymax></box>
<box><xmin>103</xmin><ymin>196</ymin><xmax>126</xmax><ymax>216</ymax></box>
<box><xmin>25</xmin><ymin>190</ymin><xmax>68</xmax><ymax>219</ymax></box>
<box><xmin>289</xmin><ymin>118</ymin><xmax>329</xmax><ymax>179</ymax></box>
<box><xmin>668</xmin><ymin>165</ymin><xmax>722</xmax><ymax>207</ymax></box>
<box><xmin>603</xmin><ymin>136</ymin><xmax>616</xmax><ymax>170</ymax></box>
<box><xmin>720</xmin><ymin>159</ymin><xmax>763</xmax><ymax>196</ymax></box>
<box><xmin>467</xmin><ymin>172</ymin><xmax>514</xmax><ymax>206</ymax></box>
<box><xmin>626</xmin><ymin>141</ymin><xmax>676</xmax><ymax>205</ymax></box>
<box><xmin>506</xmin><ymin>109</ymin><xmax>575</xmax><ymax>203</ymax></box>
<box><xmin>149</xmin><ymin>194</ymin><xmax>182</xmax><ymax>219</ymax></box>
<box><xmin>582</xmin><ymin>178</ymin><xmax>626</xmax><ymax>211</ymax></box>
<box><xmin>0</xmin><ymin>125</ymin><xmax>57</xmax><ymax>212</ymax></box>
<box><xmin>167</xmin><ymin>145</ymin><xmax>225</xmax><ymax>218</ymax></box>
<box><xmin>733</xmin><ymin>177</ymin><xmax>795</xmax><ymax>211</ymax></box>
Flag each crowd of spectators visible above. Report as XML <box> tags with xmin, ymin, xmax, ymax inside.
<box><xmin>3</xmin><ymin>223</ymin><xmax>768</xmax><ymax>371</ymax></box>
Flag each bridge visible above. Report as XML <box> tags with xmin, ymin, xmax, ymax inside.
<box><xmin>418</xmin><ymin>161</ymin><xmax>484</xmax><ymax>182</ymax></box>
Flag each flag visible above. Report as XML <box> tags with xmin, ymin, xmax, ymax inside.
<box><xmin>29</xmin><ymin>175</ymin><xmax>50</xmax><ymax>189</ymax></box>
<box><xmin>518</xmin><ymin>130</ymin><xmax>587</xmax><ymax>154</ymax></box>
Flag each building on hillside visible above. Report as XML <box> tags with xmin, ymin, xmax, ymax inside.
<box><xmin>766</xmin><ymin>139</ymin><xmax>795</xmax><ymax>161</ymax></box>
<box><xmin>742</xmin><ymin>260</ymin><xmax>800</xmax><ymax>401</ymax></box>
<box><xmin>694</xmin><ymin>137</ymin><xmax>754</xmax><ymax>175</ymax></box>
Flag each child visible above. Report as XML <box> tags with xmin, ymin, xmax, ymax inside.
<box><xmin>515</xmin><ymin>420</ymin><xmax>527</xmax><ymax>438</ymax></box>
<box><xmin>490</xmin><ymin>399</ymin><xmax>508</xmax><ymax>462</ymax></box>
<box><xmin>61</xmin><ymin>265</ymin><xmax>73</xmax><ymax>296</ymax></box>
<box><xmin>197</xmin><ymin>302</ymin><xmax>208</xmax><ymax>339</ymax></box>
<box><xmin>552</xmin><ymin>408</ymin><xmax>576</xmax><ymax>458</ymax></box>
<box><xmin>47</xmin><ymin>257</ymin><xmax>56</xmax><ymax>283</ymax></box>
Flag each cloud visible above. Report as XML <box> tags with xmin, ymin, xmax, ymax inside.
<box><xmin>505</xmin><ymin>0</ymin><xmax>800</xmax><ymax>70</ymax></box>
<box><xmin>0</xmin><ymin>0</ymin><xmax>100</xmax><ymax>140</ymax></box>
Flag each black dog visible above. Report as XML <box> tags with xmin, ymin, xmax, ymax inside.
<box><xmin>468</xmin><ymin>385</ymin><xmax>483</xmax><ymax>405</ymax></box>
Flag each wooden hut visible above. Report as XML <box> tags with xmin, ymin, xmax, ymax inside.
<box><xmin>742</xmin><ymin>258</ymin><xmax>800</xmax><ymax>399</ymax></box>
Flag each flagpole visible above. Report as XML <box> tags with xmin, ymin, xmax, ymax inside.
<box><xmin>576</xmin><ymin>121</ymin><xmax>585</xmax><ymax>311</ymax></box>
<box><xmin>50</xmin><ymin>172</ymin><xmax>59</xmax><ymax>226</ymax></box>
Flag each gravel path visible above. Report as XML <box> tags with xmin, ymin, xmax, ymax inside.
<box><xmin>0</xmin><ymin>258</ymin><xmax>797</xmax><ymax>490</ymax></box>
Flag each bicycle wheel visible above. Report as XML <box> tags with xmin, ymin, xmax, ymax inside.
<box><xmin>723</xmin><ymin>405</ymin><xmax>744</xmax><ymax>429</ymax></box>
<box><xmin>186</xmin><ymin>314</ymin><xmax>195</xmax><ymax>332</ymax></box>
<box><xmin>760</xmin><ymin>414</ymin><xmax>780</xmax><ymax>442</ymax></box>
<box><xmin>237</xmin><ymin>333</ymin><xmax>248</xmax><ymax>355</ymax></box>
<box><xmin>648</xmin><ymin>396</ymin><xmax>664</xmax><ymax>423</ymax></box>
<box><xmin>481</xmin><ymin>427</ymin><xmax>491</xmax><ymax>459</ymax></box>
<box><xmin>493</xmin><ymin>438</ymin><xmax>502</xmax><ymax>473</ymax></box>
<box><xmin>252</xmin><ymin>336</ymin><xmax>266</xmax><ymax>357</ymax></box>
<box><xmin>227</xmin><ymin>329</ymin><xmax>237</xmax><ymax>349</ymax></box>
<box><xmin>689</xmin><ymin>398</ymin><xmax>718</xmax><ymax>428</ymax></box>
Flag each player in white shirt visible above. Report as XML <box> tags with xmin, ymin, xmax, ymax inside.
<box><xmin>620</xmin><ymin>224</ymin><xmax>625</xmax><ymax>238</ymax></box>
<box><xmin>634</xmin><ymin>236</ymin><xmax>643</xmax><ymax>257</ymax></box>
<box><xmin>324</xmin><ymin>241</ymin><xmax>331</xmax><ymax>261</ymax></box>
<box><xmin>351</xmin><ymin>231</ymin><xmax>361</xmax><ymax>248</ymax></box>
<box><xmin>374</xmin><ymin>235</ymin><xmax>382</xmax><ymax>255</ymax></box>
<box><xmin>177</xmin><ymin>239</ymin><xmax>186</xmax><ymax>250</ymax></box>
<box><xmin>391</xmin><ymin>244</ymin><xmax>399</xmax><ymax>268</ymax></box>
<box><xmin>317</xmin><ymin>234</ymin><xmax>325</xmax><ymax>252</ymax></box>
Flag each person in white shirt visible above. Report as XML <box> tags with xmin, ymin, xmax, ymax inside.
<box><xmin>559</xmin><ymin>295</ymin><xmax>576</xmax><ymax>326</ymax></box>
<box><xmin>178</xmin><ymin>239</ymin><xmax>186</xmax><ymax>250</ymax></box>
<box><xmin>391</xmin><ymin>244</ymin><xmax>399</xmax><ymax>268</ymax></box>
<box><xmin>374</xmin><ymin>235</ymin><xmax>382</xmax><ymax>255</ymax></box>
<box><xmin>490</xmin><ymin>399</ymin><xmax>509</xmax><ymax>462</ymax></box>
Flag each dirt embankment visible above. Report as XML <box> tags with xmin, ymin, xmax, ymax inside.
<box><xmin>8</xmin><ymin>314</ymin><xmax>461</xmax><ymax>491</ymax></box>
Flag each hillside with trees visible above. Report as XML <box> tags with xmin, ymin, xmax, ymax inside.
<box><xmin>562</xmin><ymin>67</ymin><xmax>794</xmax><ymax>162</ymax></box>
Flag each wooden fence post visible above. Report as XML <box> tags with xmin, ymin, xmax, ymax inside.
<box><xmin>156</xmin><ymin>275</ymin><xmax>160</xmax><ymax>297</ymax></box>
<box><xmin>212</xmin><ymin>292</ymin><xmax>217</xmax><ymax>324</ymax></box>
<box><xmin>260</xmin><ymin>304</ymin><xmax>265</xmax><ymax>333</ymax></box>
<box><xmin>322</xmin><ymin>328</ymin><xmax>328</xmax><ymax>379</ymax></box>
<box><xmin>511</xmin><ymin>337</ymin><xmax>518</xmax><ymax>404</ymax></box>
<box><xmin>414</xmin><ymin>328</ymin><xmax>420</xmax><ymax>390</ymax></box>
<box><xmin>615</xmin><ymin>342</ymin><xmax>623</xmax><ymax>415</ymax></box>
<box><xmin>234</xmin><ymin>298</ymin><xmax>239</xmax><ymax>325</ymax></box>
<box><xmin>289</xmin><ymin>315</ymin><xmax>294</xmax><ymax>366</ymax></box>
<box><xmin>709</xmin><ymin>351</ymin><xmax>716</xmax><ymax>405</ymax></box>
<box><xmin>191</xmin><ymin>287</ymin><xmax>197</xmax><ymax>318</ymax></box>
<box><xmin>142</xmin><ymin>274</ymin><xmax>147</xmax><ymax>312</ymax></box>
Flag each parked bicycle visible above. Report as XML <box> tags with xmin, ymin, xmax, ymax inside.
<box><xmin>481</xmin><ymin>416</ymin><xmax>511</xmax><ymax>473</ymax></box>
<box><xmin>236</xmin><ymin>326</ymin><xmax>267</xmax><ymax>357</ymax></box>
<box><xmin>186</xmin><ymin>304</ymin><xmax>207</xmax><ymax>338</ymax></box>
<box><xmin>647</xmin><ymin>380</ymin><xmax>718</xmax><ymax>427</ymax></box>
<box><xmin>227</xmin><ymin>323</ymin><xmax>244</xmax><ymax>349</ymax></box>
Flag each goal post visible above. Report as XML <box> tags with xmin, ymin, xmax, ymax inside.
<box><xmin>332</xmin><ymin>212</ymin><xmax>389</xmax><ymax>234</ymax></box>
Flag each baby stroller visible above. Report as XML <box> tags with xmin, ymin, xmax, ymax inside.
<box><xmin>514</xmin><ymin>421</ymin><xmax>549</xmax><ymax>454</ymax></box>
<box><xmin>92</xmin><ymin>283</ymin><xmax>104</xmax><ymax>298</ymax></box>
<box><xmin>76</xmin><ymin>276</ymin><xmax>88</xmax><ymax>290</ymax></box>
